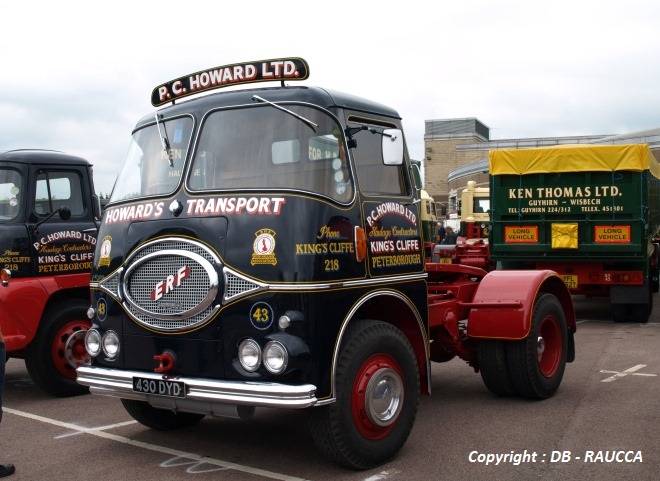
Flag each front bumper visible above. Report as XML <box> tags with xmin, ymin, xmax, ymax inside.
<box><xmin>76</xmin><ymin>366</ymin><xmax>318</xmax><ymax>414</ymax></box>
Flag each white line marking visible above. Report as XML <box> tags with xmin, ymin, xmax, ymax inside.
<box><xmin>54</xmin><ymin>420</ymin><xmax>138</xmax><ymax>438</ymax></box>
<box><xmin>363</xmin><ymin>469</ymin><xmax>400</xmax><ymax>481</ymax></box>
<box><xmin>4</xmin><ymin>407</ymin><xmax>309</xmax><ymax>481</ymax></box>
<box><xmin>161</xmin><ymin>456</ymin><xmax>230</xmax><ymax>473</ymax></box>
<box><xmin>600</xmin><ymin>364</ymin><xmax>658</xmax><ymax>382</ymax></box>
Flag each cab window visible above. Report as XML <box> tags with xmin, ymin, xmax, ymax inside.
<box><xmin>35</xmin><ymin>170</ymin><xmax>85</xmax><ymax>216</ymax></box>
<box><xmin>348</xmin><ymin>117</ymin><xmax>407</xmax><ymax>195</ymax></box>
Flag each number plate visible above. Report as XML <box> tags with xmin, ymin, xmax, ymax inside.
<box><xmin>561</xmin><ymin>275</ymin><xmax>578</xmax><ymax>289</ymax></box>
<box><xmin>439</xmin><ymin>257</ymin><xmax>452</xmax><ymax>264</ymax></box>
<box><xmin>133</xmin><ymin>377</ymin><xmax>186</xmax><ymax>398</ymax></box>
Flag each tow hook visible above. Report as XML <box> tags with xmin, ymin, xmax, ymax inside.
<box><xmin>154</xmin><ymin>351</ymin><xmax>176</xmax><ymax>373</ymax></box>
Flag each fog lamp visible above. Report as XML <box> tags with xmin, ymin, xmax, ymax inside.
<box><xmin>239</xmin><ymin>338</ymin><xmax>261</xmax><ymax>372</ymax></box>
<box><xmin>85</xmin><ymin>329</ymin><xmax>101</xmax><ymax>357</ymax></box>
<box><xmin>263</xmin><ymin>341</ymin><xmax>288</xmax><ymax>374</ymax></box>
<box><xmin>102</xmin><ymin>330</ymin><xmax>120</xmax><ymax>358</ymax></box>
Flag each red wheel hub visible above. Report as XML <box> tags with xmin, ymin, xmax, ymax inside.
<box><xmin>51</xmin><ymin>320</ymin><xmax>92</xmax><ymax>378</ymax></box>
<box><xmin>537</xmin><ymin>315</ymin><xmax>561</xmax><ymax>377</ymax></box>
<box><xmin>351</xmin><ymin>353</ymin><xmax>405</xmax><ymax>440</ymax></box>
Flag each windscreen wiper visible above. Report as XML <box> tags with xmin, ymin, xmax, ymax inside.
<box><xmin>154</xmin><ymin>113</ymin><xmax>174</xmax><ymax>166</ymax></box>
<box><xmin>252</xmin><ymin>95</ymin><xmax>318</xmax><ymax>132</ymax></box>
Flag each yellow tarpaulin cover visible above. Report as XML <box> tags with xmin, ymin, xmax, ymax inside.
<box><xmin>552</xmin><ymin>223</ymin><xmax>578</xmax><ymax>249</ymax></box>
<box><xmin>489</xmin><ymin>144</ymin><xmax>660</xmax><ymax>179</ymax></box>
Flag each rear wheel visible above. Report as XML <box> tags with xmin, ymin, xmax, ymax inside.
<box><xmin>630</xmin><ymin>284</ymin><xmax>652</xmax><ymax>324</ymax></box>
<box><xmin>612</xmin><ymin>304</ymin><xmax>629</xmax><ymax>323</ymax></box>
<box><xmin>309</xmin><ymin>320</ymin><xmax>419</xmax><ymax>470</ymax></box>
<box><xmin>121</xmin><ymin>399</ymin><xmax>205</xmax><ymax>430</ymax></box>
<box><xmin>478</xmin><ymin>340</ymin><xmax>517</xmax><ymax>396</ymax></box>
<box><xmin>25</xmin><ymin>299</ymin><xmax>91</xmax><ymax>397</ymax></box>
<box><xmin>506</xmin><ymin>293</ymin><xmax>567</xmax><ymax>399</ymax></box>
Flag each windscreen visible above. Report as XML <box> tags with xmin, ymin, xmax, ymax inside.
<box><xmin>110</xmin><ymin>116</ymin><xmax>194</xmax><ymax>202</ymax></box>
<box><xmin>0</xmin><ymin>168</ymin><xmax>23</xmax><ymax>221</ymax></box>
<box><xmin>189</xmin><ymin>104</ymin><xmax>353</xmax><ymax>203</ymax></box>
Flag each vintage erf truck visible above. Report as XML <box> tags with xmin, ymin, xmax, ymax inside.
<box><xmin>0</xmin><ymin>149</ymin><xmax>100</xmax><ymax>396</ymax></box>
<box><xmin>489</xmin><ymin>144</ymin><xmax>660</xmax><ymax>323</ymax></box>
<box><xmin>76</xmin><ymin>58</ymin><xmax>576</xmax><ymax>469</ymax></box>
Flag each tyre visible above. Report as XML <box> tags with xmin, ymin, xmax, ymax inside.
<box><xmin>612</xmin><ymin>304</ymin><xmax>629</xmax><ymax>323</ymax></box>
<box><xmin>478</xmin><ymin>340</ymin><xmax>517</xmax><ymax>397</ymax></box>
<box><xmin>630</xmin><ymin>285</ymin><xmax>652</xmax><ymax>324</ymax></box>
<box><xmin>121</xmin><ymin>399</ymin><xmax>205</xmax><ymax>430</ymax></box>
<box><xmin>25</xmin><ymin>299</ymin><xmax>91</xmax><ymax>397</ymax></box>
<box><xmin>309</xmin><ymin>320</ymin><xmax>419</xmax><ymax>470</ymax></box>
<box><xmin>506</xmin><ymin>293</ymin><xmax>567</xmax><ymax>400</ymax></box>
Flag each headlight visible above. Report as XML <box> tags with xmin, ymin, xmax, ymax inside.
<box><xmin>101</xmin><ymin>330</ymin><xmax>120</xmax><ymax>359</ymax></box>
<box><xmin>85</xmin><ymin>329</ymin><xmax>101</xmax><ymax>357</ymax></box>
<box><xmin>263</xmin><ymin>341</ymin><xmax>288</xmax><ymax>374</ymax></box>
<box><xmin>238</xmin><ymin>338</ymin><xmax>261</xmax><ymax>372</ymax></box>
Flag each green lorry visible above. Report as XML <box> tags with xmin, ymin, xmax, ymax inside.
<box><xmin>489</xmin><ymin>144</ymin><xmax>660</xmax><ymax>323</ymax></box>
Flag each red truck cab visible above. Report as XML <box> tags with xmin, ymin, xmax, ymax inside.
<box><xmin>0</xmin><ymin>149</ymin><xmax>100</xmax><ymax>396</ymax></box>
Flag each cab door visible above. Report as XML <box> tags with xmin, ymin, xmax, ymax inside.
<box><xmin>346</xmin><ymin>116</ymin><xmax>424</xmax><ymax>278</ymax></box>
<box><xmin>29</xmin><ymin>166</ymin><xmax>98</xmax><ymax>277</ymax></box>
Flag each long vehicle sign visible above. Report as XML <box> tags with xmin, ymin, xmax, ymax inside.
<box><xmin>594</xmin><ymin>225</ymin><xmax>631</xmax><ymax>243</ymax></box>
<box><xmin>504</xmin><ymin>226</ymin><xmax>538</xmax><ymax>243</ymax></box>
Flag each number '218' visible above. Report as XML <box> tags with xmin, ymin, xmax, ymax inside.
<box><xmin>324</xmin><ymin>259</ymin><xmax>339</xmax><ymax>271</ymax></box>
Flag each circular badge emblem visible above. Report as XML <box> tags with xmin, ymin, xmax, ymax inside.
<box><xmin>254</xmin><ymin>232</ymin><xmax>275</xmax><ymax>255</ymax></box>
<box><xmin>249</xmin><ymin>302</ymin><xmax>274</xmax><ymax>330</ymax></box>
<box><xmin>97</xmin><ymin>298</ymin><xmax>108</xmax><ymax>321</ymax></box>
<box><xmin>100</xmin><ymin>238</ymin><xmax>112</xmax><ymax>257</ymax></box>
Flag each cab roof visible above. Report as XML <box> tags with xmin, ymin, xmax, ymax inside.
<box><xmin>135</xmin><ymin>85</ymin><xmax>402</xmax><ymax>130</ymax></box>
<box><xmin>0</xmin><ymin>149</ymin><xmax>92</xmax><ymax>166</ymax></box>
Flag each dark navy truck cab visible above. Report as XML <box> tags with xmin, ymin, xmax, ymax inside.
<box><xmin>78</xmin><ymin>58</ymin><xmax>429</xmax><ymax>469</ymax></box>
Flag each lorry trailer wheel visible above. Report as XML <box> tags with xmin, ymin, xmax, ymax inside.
<box><xmin>506</xmin><ymin>293</ymin><xmax>567</xmax><ymax>399</ymax></box>
<box><xmin>121</xmin><ymin>399</ymin><xmax>205</xmax><ymax>430</ymax></box>
<box><xmin>630</xmin><ymin>287</ymin><xmax>652</xmax><ymax>324</ymax></box>
<box><xmin>478</xmin><ymin>340</ymin><xmax>517</xmax><ymax>396</ymax></box>
<box><xmin>25</xmin><ymin>299</ymin><xmax>91</xmax><ymax>397</ymax></box>
<box><xmin>612</xmin><ymin>304</ymin><xmax>629</xmax><ymax>323</ymax></box>
<box><xmin>308</xmin><ymin>319</ymin><xmax>419</xmax><ymax>470</ymax></box>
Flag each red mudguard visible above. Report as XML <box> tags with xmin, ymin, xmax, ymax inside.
<box><xmin>466</xmin><ymin>269</ymin><xmax>576</xmax><ymax>340</ymax></box>
<box><xmin>0</xmin><ymin>273</ymin><xmax>90</xmax><ymax>351</ymax></box>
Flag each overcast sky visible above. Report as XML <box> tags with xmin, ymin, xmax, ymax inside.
<box><xmin>1</xmin><ymin>0</ymin><xmax>659</xmax><ymax>194</ymax></box>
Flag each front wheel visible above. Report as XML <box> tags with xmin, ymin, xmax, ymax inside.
<box><xmin>25</xmin><ymin>299</ymin><xmax>91</xmax><ymax>397</ymax></box>
<box><xmin>506</xmin><ymin>293</ymin><xmax>568</xmax><ymax>399</ymax></box>
<box><xmin>309</xmin><ymin>320</ymin><xmax>420</xmax><ymax>470</ymax></box>
<box><xmin>121</xmin><ymin>399</ymin><xmax>205</xmax><ymax>430</ymax></box>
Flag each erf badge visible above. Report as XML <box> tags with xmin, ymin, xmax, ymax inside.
<box><xmin>251</xmin><ymin>229</ymin><xmax>277</xmax><ymax>266</ymax></box>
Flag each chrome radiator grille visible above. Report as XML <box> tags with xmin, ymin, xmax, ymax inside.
<box><xmin>122</xmin><ymin>238</ymin><xmax>221</xmax><ymax>331</ymax></box>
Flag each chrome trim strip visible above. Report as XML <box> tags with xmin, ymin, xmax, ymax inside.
<box><xmin>77</xmin><ymin>366</ymin><xmax>317</xmax><ymax>409</ymax></box>
<box><xmin>264</xmin><ymin>272</ymin><xmax>428</xmax><ymax>292</ymax></box>
<box><xmin>220</xmin><ymin>269</ymin><xmax>427</xmax><ymax>303</ymax></box>
<box><xmin>94</xmin><ymin>267</ymin><xmax>124</xmax><ymax>300</ymax></box>
<box><xmin>223</xmin><ymin>267</ymin><xmax>268</xmax><ymax>303</ymax></box>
